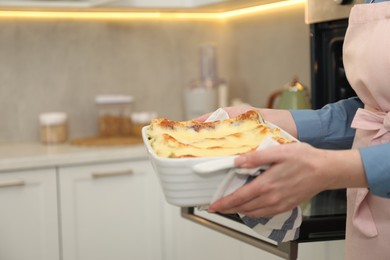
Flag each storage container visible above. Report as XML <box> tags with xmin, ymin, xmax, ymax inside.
<box><xmin>95</xmin><ymin>95</ymin><xmax>134</xmax><ymax>137</ymax></box>
<box><xmin>131</xmin><ymin>112</ymin><xmax>157</xmax><ymax>137</ymax></box>
<box><xmin>39</xmin><ymin>112</ymin><xmax>68</xmax><ymax>144</ymax></box>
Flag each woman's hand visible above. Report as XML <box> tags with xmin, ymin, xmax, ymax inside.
<box><xmin>196</xmin><ymin>105</ymin><xmax>298</xmax><ymax>139</ymax></box>
<box><xmin>196</xmin><ymin>105</ymin><xmax>256</xmax><ymax>122</ymax></box>
<box><xmin>208</xmin><ymin>142</ymin><xmax>366</xmax><ymax>217</ymax></box>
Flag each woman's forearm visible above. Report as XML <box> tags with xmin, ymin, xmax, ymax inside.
<box><xmin>258</xmin><ymin>108</ymin><xmax>298</xmax><ymax>139</ymax></box>
<box><xmin>321</xmin><ymin>149</ymin><xmax>368</xmax><ymax>189</ymax></box>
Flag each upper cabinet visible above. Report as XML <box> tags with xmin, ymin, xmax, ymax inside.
<box><xmin>108</xmin><ymin>0</ymin><xmax>227</xmax><ymax>8</ymax></box>
<box><xmin>0</xmin><ymin>0</ymin><xmax>289</xmax><ymax>11</ymax></box>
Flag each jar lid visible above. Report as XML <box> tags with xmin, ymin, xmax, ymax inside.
<box><xmin>131</xmin><ymin>112</ymin><xmax>158</xmax><ymax>124</ymax></box>
<box><xmin>95</xmin><ymin>95</ymin><xmax>134</xmax><ymax>105</ymax></box>
<box><xmin>39</xmin><ymin>112</ymin><xmax>68</xmax><ymax>126</ymax></box>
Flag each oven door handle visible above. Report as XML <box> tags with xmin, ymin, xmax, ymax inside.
<box><xmin>181</xmin><ymin>207</ymin><xmax>298</xmax><ymax>260</ymax></box>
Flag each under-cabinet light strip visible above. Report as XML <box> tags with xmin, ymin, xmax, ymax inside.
<box><xmin>220</xmin><ymin>0</ymin><xmax>304</xmax><ymax>19</ymax></box>
<box><xmin>0</xmin><ymin>0</ymin><xmax>305</xmax><ymax>20</ymax></box>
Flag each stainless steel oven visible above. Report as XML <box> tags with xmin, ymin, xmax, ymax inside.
<box><xmin>182</xmin><ymin>1</ymin><xmax>364</xmax><ymax>259</ymax></box>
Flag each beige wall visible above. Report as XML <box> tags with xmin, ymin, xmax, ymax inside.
<box><xmin>227</xmin><ymin>3</ymin><xmax>310</xmax><ymax>108</ymax></box>
<box><xmin>0</xmin><ymin>4</ymin><xmax>309</xmax><ymax>142</ymax></box>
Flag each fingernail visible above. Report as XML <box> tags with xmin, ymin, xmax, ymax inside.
<box><xmin>235</xmin><ymin>156</ymin><xmax>247</xmax><ymax>166</ymax></box>
<box><xmin>208</xmin><ymin>207</ymin><xmax>216</xmax><ymax>213</ymax></box>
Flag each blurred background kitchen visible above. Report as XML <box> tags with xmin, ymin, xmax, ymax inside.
<box><xmin>0</xmin><ymin>0</ymin><xmax>309</xmax><ymax>143</ymax></box>
<box><xmin>1</xmin><ymin>1</ymin><xmax>348</xmax><ymax>260</ymax></box>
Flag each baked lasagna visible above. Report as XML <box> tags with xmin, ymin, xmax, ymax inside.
<box><xmin>147</xmin><ymin>110</ymin><xmax>293</xmax><ymax>158</ymax></box>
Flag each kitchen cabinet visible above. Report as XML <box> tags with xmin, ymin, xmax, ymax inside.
<box><xmin>108</xmin><ymin>0</ymin><xmax>229</xmax><ymax>8</ymax></box>
<box><xmin>0</xmin><ymin>143</ymin><xmax>345</xmax><ymax>260</ymax></box>
<box><xmin>0</xmin><ymin>147</ymin><xmax>164</xmax><ymax>260</ymax></box>
<box><xmin>0</xmin><ymin>0</ymin><xmax>286</xmax><ymax>10</ymax></box>
<box><xmin>0</xmin><ymin>0</ymin><xmax>222</xmax><ymax>8</ymax></box>
<box><xmin>58</xmin><ymin>160</ymin><xmax>164</xmax><ymax>260</ymax></box>
<box><xmin>0</xmin><ymin>168</ymin><xmax>60</xmax><ymax>260</ymax></box>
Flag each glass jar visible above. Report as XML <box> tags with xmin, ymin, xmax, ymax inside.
<box><xmin>95</xmin><ymin>95</ymin><xmax>134</xmax><ymax>137</ymax></box>
<box><xmin>131</xmin><ymin>112</ymin><xmax>157</xmax><ymax>137</ymax></box>
<box><xmin>39</xmin><ymin>112</ymin><xmax>68</xmax><ymax>144</ymax></box>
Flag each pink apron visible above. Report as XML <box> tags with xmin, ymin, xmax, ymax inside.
<box><xmin>343</xmin><ymin>2</ymin><xmax>390</xmax><ymax>259</ymax></box>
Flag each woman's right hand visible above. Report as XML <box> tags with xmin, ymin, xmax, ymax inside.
<box><xmin>208</xmin><ymin>143</ymin><xmax>367</xmax><ymax>217</ymax></box>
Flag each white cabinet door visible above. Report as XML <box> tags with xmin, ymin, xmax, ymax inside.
<box><xmin>59</xmin><ymin>160</ymin><xmax>164</xmax><ymax>260</ymax></box>
<box><xmin>163</xmin><ymin>205</ymin><xmax>285</xmax><ymax>260</ymax></box>
<box><xmin>0</xmin><ymin>168</ymin><xmax>60</xmax><ymax>260</ymax></box>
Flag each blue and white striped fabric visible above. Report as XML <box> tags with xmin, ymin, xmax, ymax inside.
<box><xmin>240</xmin><ymin>175</ymin><xmax>301</xmax><ymax>242</ymax></box>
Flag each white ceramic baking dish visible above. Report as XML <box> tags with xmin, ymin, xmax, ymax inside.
<box><xmin>141</xmin><ymin>122</ymin><xmax>297</xmax><ymax>207</ymax></box>
<box><xmin>142</xmin><ymin>125</ymin><xmax>232</xmax><ymax>207</ymax></box>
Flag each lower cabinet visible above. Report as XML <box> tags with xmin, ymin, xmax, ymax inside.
<box><xmin>58</xmin><ymin>160</ymin><xmax>164</xmax><ymax>260</ymax></box>
<box><xmin>0</xmin><ymin>159</ymin><xmax>164</xmax><ymax>260</ymax></box>
<box><xmin>0</xmin><ymin>168</ymin><xmax>60</xmax><ymax>260</ymax></box>
<box><xmin>0</xmin><ymin>159</ymin><xmax>345</xmax><ymax>260</ymax></box>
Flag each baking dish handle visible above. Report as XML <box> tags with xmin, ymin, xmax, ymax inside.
<box><xmin>192</xmin><ymin>157</ymin><xmax>236</xmax><ymax>175</ymax></box>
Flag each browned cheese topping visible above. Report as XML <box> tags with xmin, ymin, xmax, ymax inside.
<box><xmin>147</xmin><ymin>110</ymin><xmax>293</xmax><ymax>158</ymax></box>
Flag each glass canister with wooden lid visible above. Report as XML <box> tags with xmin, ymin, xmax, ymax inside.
<box><xmin>131</xmin><ymin>111</ymin><xmax>158</xmax><ymax>137</ymax></box>
<box><xmin>95</xmin><ymin>95</ymin><xmax>134</xmax><ymax>137</ymax></box>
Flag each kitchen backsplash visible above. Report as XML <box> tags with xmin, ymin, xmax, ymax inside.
<box><xmin>0</xmin><ymin>4</ymin><xmax>309</xmax><ymax>142</ymax></box>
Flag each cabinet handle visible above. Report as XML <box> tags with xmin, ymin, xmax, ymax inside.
<box><xmin>0</xmin><ymin>179</ymin><xmax>26</xmax><ymax>188</ymax></box>
<box><xmin>91</xmin><ymin>169</ymin><xmax>134</xmax><ymax>178</ymax></box>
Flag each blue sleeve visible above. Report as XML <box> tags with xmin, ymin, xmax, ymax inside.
<box><xmin>360</xmin><ymin>144</ymin><xmax>390</xmax><ymax>198</ymax></box>
<box><xmin>289</xmin><ymin>97</ymin><xmax>364</xmax><ymax>149</ymax></box>
<box><xmin>290</xmin><ymin>97</ymin><xmax>390</xmax><ymax>199</ymax></box>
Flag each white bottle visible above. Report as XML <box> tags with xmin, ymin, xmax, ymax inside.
<box><xmin>184</xmin><ymin>43</ymin><xmax>228</xmax><ymax>120</ymax></box>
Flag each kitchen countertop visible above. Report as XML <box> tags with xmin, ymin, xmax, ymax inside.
<box><xmin>0</xmin><ymin>142</ymin><xmax>148</xmax><ymax>172</ymax></box>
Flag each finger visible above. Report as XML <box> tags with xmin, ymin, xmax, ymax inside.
<box><xmin>212</xmin><ymin>192</ymin><xmax>291</xmax><ymax>218</ymax></box>
<box><xmin>215</xmin><ymin>197</ymin><xmax>265</xmax><ymax>215</ymax></box>
<box><xmin>224</xmin><ymin>193</ymin><xmax>295</xmax><ymax>218</ymax></box>
<box><xmin>240</xmin><ymin>205</ymin><xmax>289</xmax><ymax>218</ymax></box>
<box><xmin>195</xmin><ymin>113</ymin><xmax>212</xmax><ymax>122</ymax></box>
<box><xmin>234</xmin><ymin>147</ymin><xmax>281</xmax><ymax>168</ymax></box>
<box><xmin>208</xmin><ymin>179</ymin><xmax>264</xmax><ymax>213</ymax></box>
<box><xmin>211</xmin><ymin>194</ymin><xmax>278</xmax><ymax>217</ymax></box>
<box><xmin>241</xmin><ymin>194</ymin><xmax>299</xmax><ymax>217</ymax></box>
<box><xmin>224</xmin><ymin>105</ymin><xmax>254</xmax><ymax>118</ymax></box>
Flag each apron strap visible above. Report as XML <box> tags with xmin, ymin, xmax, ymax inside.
<box><xmin>351</xmin><ymin>108</ymin><xmax>390</xmax><ymax>144</ymax></box>
<box><xmin>351</xmin><ymin>188</ymin><xmax>379</xmax><ymax>237</ymax></box>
